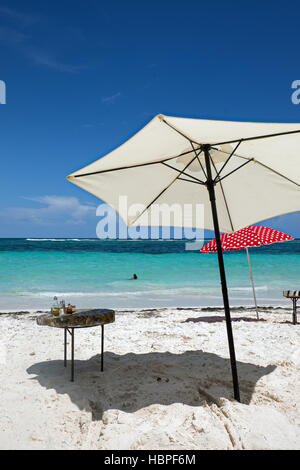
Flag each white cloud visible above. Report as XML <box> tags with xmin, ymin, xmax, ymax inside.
<box><xmin>101</xmin><ymin>92</ymin><xmax>121</xmax><ymax>104</ymax></box>
<box><xmin>27</xmin><ymin>49</ymin><xmax>85</xmax><ymax>73</ymax></box>
<box><xmin>0</xmin><ymin>196</ymin><xmax>96</xmax><ymax>226</ymax></box>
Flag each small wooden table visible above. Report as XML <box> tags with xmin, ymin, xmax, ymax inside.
<box><xmin>283</xmin><ymin>291</ymin><xmax>300</xmax><ymax>325</ymax></box>
<box><xmin>37</xmin><ymin>309</ymin><xmax>115</xmax><ymax>381</ymax></box>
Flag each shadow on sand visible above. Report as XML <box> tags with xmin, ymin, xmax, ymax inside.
<box><xmin>183</xmin><ymin>316</ymin><xmax>266</xmax><ymax>324</ymax></box>
<box><xmin>183</xmin><ymin>316</ymin><xmax>297</xmax><ymax>325</ymax></box>
<box><xmin>27</xmin><ymin>350</ymin><xmax>276</xmax><ymax>421</ymax></box>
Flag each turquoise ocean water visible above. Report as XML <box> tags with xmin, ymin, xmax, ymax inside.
<box><xmin>0</xmin><ymin>238</ymin><xmax>299</xmax><ymax>310</ymax></box>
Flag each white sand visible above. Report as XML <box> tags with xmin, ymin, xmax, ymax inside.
<box><xmin>0</xmin><ymin>307</ymin><xmax>299</xmax><ymax>450</ymax></box>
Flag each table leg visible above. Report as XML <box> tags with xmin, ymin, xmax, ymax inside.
<box><xmin>101</xmin><ymin>325</ymin><xmax>104</xmax><ymax>372</ymax></box>
<box><xmin>64</xmin><ymin>328</ymin><xmax>67</xmax><ymax>367</ymax></box>
<box><xmin>71</xmin><ymin>328</ymin><xmax>75</xmax><ymax>382</ymax></box>
<box><xmin>293</xmin><ymin>299</ymin><xmax>298</xmax><ymax>325</ymax></box>
<box><xmin>63</xmin><ymin>324</ymin><xmax>108</xmax><ymax>381</ymax></box>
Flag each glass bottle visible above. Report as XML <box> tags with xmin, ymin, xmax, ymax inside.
<box><xmin>51</xmin><ymin>296</ymin><xmax>60</xmax><ymax>316</ymax></box>
<box><xmin>60</xmin><ymin>300</ymin><xmax>66</xmax><ymax>315</ymax></box>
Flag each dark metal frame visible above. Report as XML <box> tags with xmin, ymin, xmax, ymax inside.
<box><xmin>202</xmin><ymin>145</ymin><xmax>240</xmax><ymax>401</ymax></box>
<box><xmin>283</xmin><ymin>292</ymin><xmax>299</xmax><ymax>324</ymax></box>
<box><xmin>71</xmin><ymin>121</ymin><xmax>300</xmax><ymax>402</ymax></box>
<box><xmin>64</xmin><ymin>325</ymin><xmax>105</xmax><ymax>382</ymax></box>
<box><xmin>292</xmin><ymin>299</ymin><xmax>298</xmax><ymax>325</ymax></box>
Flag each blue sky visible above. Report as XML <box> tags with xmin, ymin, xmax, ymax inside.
<box><xmin>0</xmin><ymin>0</ymin><xmax>300</xmax><ymax>237</ymax></box>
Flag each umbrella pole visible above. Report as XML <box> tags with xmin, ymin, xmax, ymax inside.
<box><xmin>245</xmin><ymin>248</ymin><xmax>259</xmax><ymax>320</ymax></box>
<box><xmin>203</xmin><ymin>145</ymin><xmax>240</xmax><ymax>402</ymax></box>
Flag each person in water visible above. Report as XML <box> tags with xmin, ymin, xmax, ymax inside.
<box><xmin>131</xmin><ymin>274</ymin><xmax>138</xmax><ymax>280</ymax></box>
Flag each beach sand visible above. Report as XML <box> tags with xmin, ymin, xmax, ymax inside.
<box><xmin>0</xmin><ymin>307</ymin><xmax>299</xmax><ymax>450</ymax></box>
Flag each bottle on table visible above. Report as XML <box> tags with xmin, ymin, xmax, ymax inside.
<box><xmin>51</xmin><ymin>296</ymin><xmax>60</xmax><ymax>316</ymax></box>
<box><xmin>66</xmin><ymin>303</ymin><xmax>73</xmax><ymax>314</ymax></box>
<box><xmin>60</xmin><ymin>300</ymin><xmax>66</xmax><ymax>315</ymax></box>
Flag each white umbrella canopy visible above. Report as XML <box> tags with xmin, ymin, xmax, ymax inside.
<box><xmin>67</xmin><ymin>115</ymin><xmax>300</xmax><ymax>402</ymax></box>
<box><xmin>67</xmin><ymin>115</ymin><xmax>300</xmax><ymax>233</ymax></box>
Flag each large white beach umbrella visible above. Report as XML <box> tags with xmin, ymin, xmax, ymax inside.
<box><xmin>67</xmin><ymin>114</ymin><xmax>300</xmax><ymax>401</ymax></box>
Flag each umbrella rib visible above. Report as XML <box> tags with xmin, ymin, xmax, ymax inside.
<box><xmin>162</xmin><ymin>161</ymin><xmax>205</xmax><ymax>184</ymax></box>
<box><xmin>253</xmin><ymin>160</ymin><xmax>300</xmax><ymax>188</ymax></box>
<box><xmin>210</xmin><ymin>157</ymin><xmax>235</xmax><ymax>232</ymax></box>
<box><xmin>73</xmin><ymin>149</ymin><xmax>201</xmax><ymax>179</ymax></box>
<box><xmin>213</xmin><ymin>141</ymin><xmax>242</xmax><ymax>181</ymax></box>
<box><xmin>216</xmin><ymin>159</ymin><xmax>254</xmax><ymax>183</ymax></box>
<box><xmin>216</xmin><ymin>156</ymin><xmax>300</xmax><ymax>188</ymax></box>
<box><xmin>177</xmin><ymin>177</ymin><xmax>206</xmax><ymax>185</ymax></box>
<box><xmin>160</xmin><ymin>117</ymin><xmax>200</xmax><ymax>145</ymax></box>
<box><xmin>191</xmin><ymin>141</ymin><xmax>207</xmax><ymax>179</ymax></box>
<box><xmin>211</xmin><ymin>128</ymin><xmax>300</xmax><ymax>146</ymax></box>
<box><xmin>211</xmin><ymin>147</ymin><xmax>251</xmax><ymax>161</ymax></box>
<box><xmin>73</xmin><ymin>159</ymin><xmax>170</xmax><ymax>178</ymax></box>
<box><xmin>129</xmin><ymin>152</ymin><xmax>202</xmax><ymax>226</ymax></box>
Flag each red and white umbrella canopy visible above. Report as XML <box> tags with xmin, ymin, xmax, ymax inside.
<box><xmin>201</xmin><ymin>225</ymin><xmax>294</xmax><ymax>253</ymax></box>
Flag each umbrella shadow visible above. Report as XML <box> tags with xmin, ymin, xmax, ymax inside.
<box><xmin>27</xmin><ymin>350</ymin><xmax>275</xmax><ymax>421</ymax></box>
<box><xmin>183</xmin><ymin>316</ymin><xmax>266</xmax><ymax>324</ymax></box>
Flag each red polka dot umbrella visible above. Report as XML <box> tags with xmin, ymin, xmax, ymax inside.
<box><xmin>201</xmin><ymin>225</ymin><xmax>294</xmax><ymax>318</ymax></box>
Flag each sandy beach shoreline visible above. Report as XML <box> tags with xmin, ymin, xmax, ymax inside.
<box><xmin>0</xmin><ymin>303</ymin><xmax>294</xmax><ymax>315</ymax></box>
<box><xmin>0</xmin><ymin>306</ymin><xmax>299</xmax><ymax>450</ymax></box>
